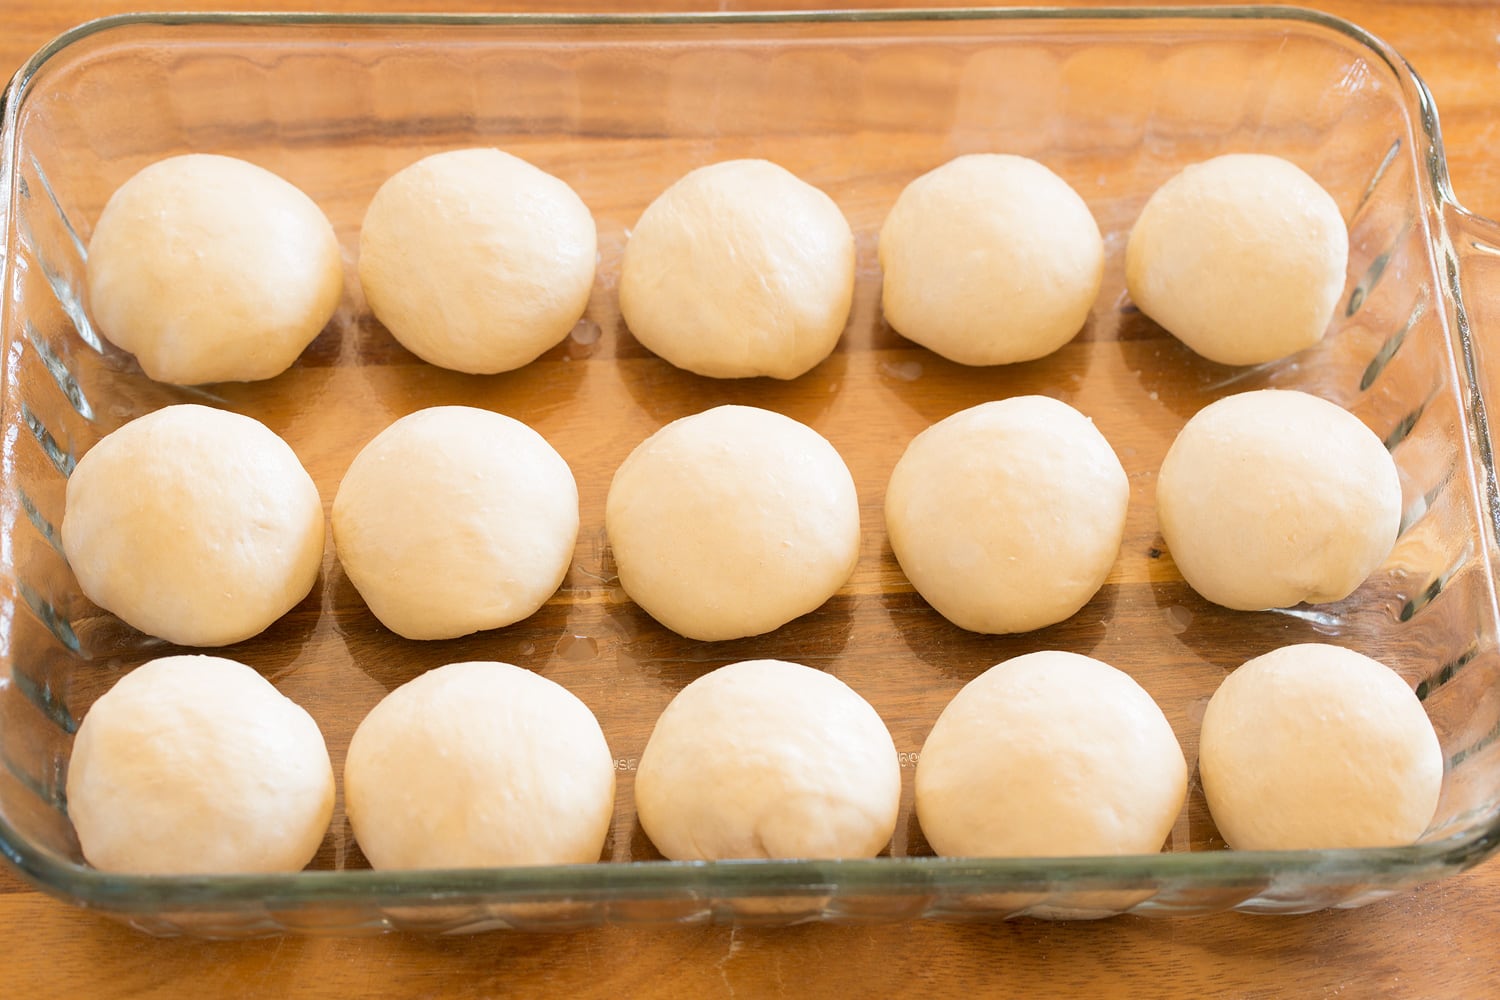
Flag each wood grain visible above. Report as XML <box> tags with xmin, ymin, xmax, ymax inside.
<box><xmin>6</xmin><ymin>1</ymin><xmax>1500</xmax><ymax>998</ymax></box>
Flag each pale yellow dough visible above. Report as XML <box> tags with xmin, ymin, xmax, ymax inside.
<box><xmin>619</xmin><ymin>159</ymin><xmax>856</xmax><ymax>379</ymax></box>
<box><xmin>878</xmin><ymin>154</ymin><xmax>1104</xmax><ymax>366</ymax></box>
<box><xmin>332</xmin><ymin>406</ymin><xmax>579</xmax><ymax>640</ymax></box>
<box><xmin>915</xmin><ymin>651</ymin><xmax>1187</xmax><ymax>858</ymax></box>
<box><xmin>1156</xmin><ymin>389</ymin><xmax>1401</xmax><ymax>611</ymax></box>
<box><xmin>61</xmin><ymin>404</ymin><xmax>324</xmax><ymax>647</ymax></box>
<box><xmin>1126</xmin><ymin>153</ymin><xmax>1348</xmax><ymax>366</ymax></box>
<box><xmin>66</xmin><ymin>655</ymin><xmax>334</xmax><ymax>875</ymax></box>
<box><xmin>635</xmin><ymin>659</ymin><xmax>900</xmax><ymax>860</ymax></box>
<box><xmin>359</xmin><ymin>148</ymin><xmax>597</xmax><ymax>374</ymax></box>
<box><xmin>605</xmin><ymin>405</ymin><xmax>860</xmax><ymax>641</ymax></box>
<box><xmin>1199</xmin><ymin>643</ymin><xmax>1442</xmax><ymax>850</ymax></box>
<box><xmin>85</xmin><ymin>154</ymin><xmax>342</xmax><ymax>385</ymax></box>
<box><xmin>343</xmin><ymin>661</ymin><xmax>615</xmax><ymax>869</ymax></box>
<box><xmin>885</xmin><ymin>396</ymin><xmax>1128</xmax><ymax>634</ymax></box>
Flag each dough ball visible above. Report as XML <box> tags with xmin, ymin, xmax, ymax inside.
<box><xmin>66</xmin><ymin>655</ymin><xmax>334</xmax><ymax>874</ymax></box>
<box><xmin>1126</xmin><ymin>153</ymin><xmax>1348</xmax><ymax>366</ymax></box>
<box><xmin>344</xmin><ymin>661</ymin><xmax>614</xmax><ymax>869</ymax></box>
<box><xmin>61</xmin><ymin>404</ymin><xmax>324</xmax><ymax>647</ymax></box>
<box><xmin>636</xmin><ymin>659</ymin><xmax>899</xmax><ymax>860</ymax></box>
<box><xmin>915</xmin><ymin>651</ymin><xmax>1186</xmax><ymax>858</ymax></box>
<box><xmin>605</xmin><ymin>405</ymin><xmax>860</xmax><ymax>641</ymax></box>
<box><xmin>1199</xmin><ymin>643</ymin><xmax>1442</xmax><ymax>850</ymax></box>
<box><xmin>885</xmin><ymin>396</ymin><xmax>1128</xmax><ymax>634</ymax></box>
<box><xmin>878</xmin><ymin>154</ymin><xmax>1103</xmax><ymax>366</ymax></box>
<box><xmin>332</xmin><ymin>407</ymin><xmax>578</xmax><ymax>640</ymax></box>
<box><xmin>1157</xmin><ymin>389</ymin><xmax>1400</xmax><ymax>611</ymax></box>
<box><xmin>359</xmin><ymin>148</ymin><xmax>597</xmax><ymax>374</ymax></box>
<box><xmin>85</xmin><ymin>154</ymin><xmax>342</xmax><ymax>385</ymax></box>
<box><xmin>619</xmin><ymin>159</ymin><xmax>855</xmax><ymax>379</ymax></box>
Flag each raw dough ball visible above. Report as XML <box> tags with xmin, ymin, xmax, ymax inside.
<box><xmin>878</xmin><ymin>154</ymin><xmax>1104</xmax><ymax>366</ymax></box>
<box><xmin>359</xmin><ymin>148</ymin><xmax>597</xmax><ymax>374</ymax></box>
<box><xmin>66</xmin><ymin>655</ymin><xmax>334</xmax><ymax>874</ymax></box>
<box><xmin>605</xmin><ymin>405</ymin><xmax>860</xmax><ymax>641</ymax></box>
<box><xmin>635</xmin><ymin>659</ymin><xmax>899</xmax><ymax>860</ymax></box>
<box><xmin>332</xmin><ymin>406</ymin><xmax>579</xmax><ymax>640</ymax></box>
<box><xmin>61</xmin><ymin>404</ymin><xmax>324</xmax><ymax>647</ymax></box>
<box><xmin>885</xmin><ymin>396</ymin><xmax>1128</xmax><ymax>634</ymax></box>
<box><xmin>344</xmin><ymin>661</ymin><xmax>614</xmax><ymax>869</ymax></box>
<box><xmin>85</xmin><ymin>154</ymin><xmax>342</xmax><ymax>385</ymax></box>
<box><xmin>1156</xmin><ymin>389</ymin><xmax>1401</xmax><ymax>611</ymax></box>
<box><xmin>1199</xmin><ymin>643</ymin><xmax>1442</xmax><ymax>850</ymax></box>
<box><xmin>619</xmin><ymin>159</ymin><xmax>855</xmax><ymax>379</ymax></box>
<box><xmin>916</xmin><ymin>651</ymin><xmax>1187</xmax><ymax>858</ymax></box>
<box><xmin>1126</xmin><ymin>153</ymin><xmax>1348</xmax><ymax>366</ymax></box>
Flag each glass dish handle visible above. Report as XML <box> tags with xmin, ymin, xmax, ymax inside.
<box><xmin>1445</xmin><ymin>202</ymin><xmax>1500</xmax><ymax>555</ymax></box>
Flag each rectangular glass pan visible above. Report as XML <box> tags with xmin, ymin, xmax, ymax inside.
<box><xmin>5</xmin><ymin>6</ymin><xmax>1500</xmax><ymax>935</ymax></box>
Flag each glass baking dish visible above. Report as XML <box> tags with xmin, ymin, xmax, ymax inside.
<box><xmin>4</xmin><ymin>5</ymin><xmax>1500</xmax><ymax>936</ymax></box>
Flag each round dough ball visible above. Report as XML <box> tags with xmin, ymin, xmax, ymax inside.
<box><xmin>915</xmin><ymin>651</ymin><xmax>1187</xmax><ymax>858</ymax></box>
<box><xmin>85</xmin><ymin>154</ymin><xmax>342</xmax><ymax>385</ymax></box>
<box><xmin>66</xmin><ymin>655</ymin><xmax>334</xmax><ymax>874</ymax></box>
<box><xmin>1199</xmin><ymin>643</ymin><xmax>1442</xmax><ymax>850</ymax></box>
<box><xmin>878</xmin><ymin>154</ymin><xmax>1104</xmax><ymax>366</ymax></box>
<box><xmin>332</xmin><ymin>406</ymin><xmax>579</xmax><ymax>640</ymax></box>
<box><xmin>359</xmin><ymin>148</ymin><xmax>597</xmax><ymax>374</ymax></box>
<box><xmin>619</xmin><ymin>159</ymin><xmax>855</xmax><ymax>379</ymax></box>
<box><xmin>1126</xmin><ymin>153</ymin><xmax>1348</xmax><ymax>366</ymax></box>
<box><xmin>344</xmin><ymin>661</ymin><xmax>614</xmax><ymax>869</ymax></box>
<box><xmin>885</xmin><ymin>396</ymin><xmax>1128</xmax><ymax>634</ymax></box>
<box><xmin>61</xmin><ymin>404</ymin><xmax>324</xmax><ymax>647</ymax></box>
<box><xmin>636</xmin><ymin>659</ymin><xmax>899</xmax><ymax>860</ymax></box>
<box><xmin>605</xmin><ymin>405</ymin><xmax>860</xmax><ymax>641</ymax></box>
<box><xmin>1156</xmin><ymin>389</ymin><xmax>1401</xmax><ymax>611</ymax></box>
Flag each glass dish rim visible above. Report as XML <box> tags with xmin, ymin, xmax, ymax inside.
<box><xmin>2</xmin><ymin>3</ymin><xmax>1498</xmax><ymax>915</ymax></box>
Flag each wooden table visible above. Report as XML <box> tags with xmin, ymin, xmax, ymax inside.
<box><xmin>5</xmin><ymin>0</ymin><xmax>1500</xmax><ymax>996</ymax></box>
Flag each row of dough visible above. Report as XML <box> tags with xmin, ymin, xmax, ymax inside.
<box><xmin>60</xmin><ymin>389</ymin><xmax>1402</xmax><ymax>649</ymax></box>
<box><xmin>85</xmin><ymin>147</ymin><xmax>1347</xmax><ymax>386</ymax></box>
<box><xmin>67</xmin><ymin>645</ymin><xmax>1441</xmax><ymax>876</ymax></box>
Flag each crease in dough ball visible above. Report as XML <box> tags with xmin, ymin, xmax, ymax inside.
<box><xmin>1198</xmin><ymin>643</ymin><xmax>1443</xmax><ymax>850</ymax></box>
<box><xmin>1125</xmin><ymin>153</ymin><xmax>1349</xmax><ymax>366</ymax></box>
<box><xmin>619</xmin><ymin>159</ymin><xmax>856</xmax><ymax>379</ymax></box>
<box><xmin>604</xmin><ymin>405</ymin><xmax>860</xmax><ymax>641</ymax></box>
<box><xmin>915</xmin><ymin>651</ymin><xmax>1187</xmax><ymax>858</ymax></box>
<box><xmin>60</xmin><ymin>404</ymin><xmax>324</xmax><ymax>647</ymax></box>
<box><xmin>332</xmin><ymin>406</ymin><xmax>579</xmax><ymax>640</ymax></box>
<box><xmin>877</xmin><ymin>153</ymin><xmax>1104</xmax><ymax>366</ymax></box>
<box><xmin>65</xmin><ymin>655</ymin><xmax>335</xmax><ymax>875</ymax></box>
<box><xmin>885</xmin><ymin>395</ymin><xmax>1128</xmax><ymax>634</ymax></box>
<box><xmin>634</xmin><ymin>659</ymin><xmax>900</xmax><ymax>861</ymax></box>
<box><xmin>343</xmin><ymin>661</ymin><xmax>615</xmax><ymax>869</ymax></box>
<box><xmin>85</xmin><ymin>153</ymin><xmax>343</xmax><ymax>385</ymax></box>
<box><xmin>358</xmin><ymin>148</ymin><xmax>597</xmax><ymax>374</ymax></box>
<box><xmin>1156</xmin><ymin>388</ymin><xmax>1401</xmax><ymax>611</ymax></box>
